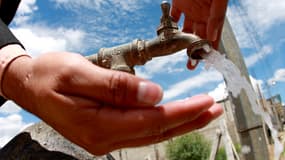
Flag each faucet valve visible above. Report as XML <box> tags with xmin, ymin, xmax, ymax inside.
<box><xmin>157</xmin><ymin>1</ymin><xmax>178</xmax><ymax>35</ymax></box>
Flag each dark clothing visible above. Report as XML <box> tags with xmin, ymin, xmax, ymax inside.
<box><xmin>0</xmin><ymin>0</ymin><xmax>22</xmax><ymax>105</ymax></box>
<box><xmin>0</xmin><ymin>0</ymin><xmax>21</xmax><ymax>25</ymax></box>
<box><xmin>0</xmin><ymin>19</ymin><xmax>21</xmax><ymax>49</ymax></box>
<box><xmin>0</xmin><ymin>0</ymin><xmax>22</xmax><ymax>48</ymax></box>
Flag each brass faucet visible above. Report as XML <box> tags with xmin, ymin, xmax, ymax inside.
<box><xmin>86</xmin><ymin>1</ymin><xmax>212</xmax><ymax>74</ymax></box>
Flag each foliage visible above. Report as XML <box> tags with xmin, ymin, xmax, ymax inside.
<box><xmin>166</xmin><ymin>132</ymin><xmax>211</xmax><ymax>160</ymax></box>
<box><xmin>215</xmin><ymin>147</ymin><xmax>227</xmax><ymax>160</ymax></box>
<box><xmin>234</xmin><ymin>143</ymin><xmax>241</xmax><ymax>154</ymax></box>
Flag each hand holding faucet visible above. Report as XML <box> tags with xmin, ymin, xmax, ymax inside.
<box><xmin>87</xmin><ymin>1</ymin><xmax>213</xmax><ymax>74</ymax></box>
<box><xmin>171</xmin><ymin>0</ymin><xmax>228</xmax><ymax>69</ymax></box>
<box><xmin>171</xmin><ymin>0</ymin><xmax>228</xmax><ymax>48</ymax></box>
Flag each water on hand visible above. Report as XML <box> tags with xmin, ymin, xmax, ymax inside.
<box><xmin>202</xmin><ymin>50</ymin><xmax>283</xmax><ymax>160</ymax></box>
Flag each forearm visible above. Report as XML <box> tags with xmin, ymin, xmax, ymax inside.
<box><xmin>0</xmin><ymin>19</ymin><xmax>26</xmax><ymax>105</ymax></box>
<box><xmin>0</xmin><ymin>46</ymin><xmax>32</xmax><ymax>109</ymax></box>
<box><xmin>0</xmin><ymin>0</ymin><xmax>25</xmax><ymax>105</ymax></box>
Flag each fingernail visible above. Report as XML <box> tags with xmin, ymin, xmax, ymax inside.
<box><xmin>137</xmin><ymin>82</ymin><xmax>163</xmax><ymax>105</ymax></box>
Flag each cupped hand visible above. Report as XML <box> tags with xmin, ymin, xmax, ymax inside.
<box><xmin>171</xmin><ymin>0</ymin><xmax>228</xmax><ymax>69</ymax></box>
<box><xmin>2</xmin><ymin>50</ymin><xmax>223</xmax><ymax>155</ymax></box>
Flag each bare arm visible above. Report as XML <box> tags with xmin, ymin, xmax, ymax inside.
<box><xmin>1</xmin><ymin>45</ymin><xmax>223</xmax><ymax>155</ymax></box>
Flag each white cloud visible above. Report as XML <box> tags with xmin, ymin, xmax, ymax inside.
<box><xmin>227</xmin><ymin>0</ymin><xmax>285</xmax><ymax>49</ymax></box>
<box><xmin>11</xmin><ymin>0</ymin><xmax>87</xmax><ymax>56</ymax></box>
<box><xmin>208</xmin><ymin>82</ymin><xmax>228</xmax><ymax>102</ymax></box>
<box><xmin>226</xmin><ymin>6</ymin><xmax>254</xmax><ymax>48</ymax></box>
<box><xmin>17</xmin><ymin>0</ymin><xmax>38</xmax><ymax>14</ymax></box>
<box><xmin>14</xmin><ymin>0</ymin><xmax>38</xmax><ymax>25</ymax></box>
<box><xmin>241</xmin><ymin>0</ymin><xmax>285</xmax><ymax>33</ymax></box>
<box><xmin>0</xmin><ymin>102</ymin><xmax>32</xmax><ymax>147</ymax></box>
<box><xmin>11</xmin><ymin>26</ymin><xmax>86</xmax><ymax>57</ymax></box>
<box><xmin>0</xmin><ymin>101</ymin><xmax>22</xmax><ymax>115</ymax></box>
<box><xmin>0</xmin><ymin>114</ymin><xmax>33</xmax><ymax>147</ymax></box>
<box><xmin>207</xmin><ymin>75</ymin><xmax>264</xmax><ymax>102</ymax></box>
<box><xmin>163</xmin><ymin>70</ymin><xmax>223</xmax><ymax>101</ymax></box>
<box><xmin>51</xmin><ymin>0</ymin><xmax>152</xmax><ymax>11</ymax></box>
<box><xmin>52</xmin><ymin>0</ymin><xmax>108</xmax><ymax>10</ymax></box>
<box><xmin>245</xmin><ymin>45</ymin><xmax>273</xmax><ymax>67</ymax></box>
<box><xmin>113</xmin><ymin>0</ymin><xmax>149</xmax><ymax>11</ymax></box>
<box><xmin>268</xmin><ymin>68</ymin><xmax>285</xmax><ymax>84</ymax></box>
<box><xmin>136</xmin><ymin>50</ymin><xmax>187</xmax><ymax>79</ymax></box>
<box><xmin>47</xmin><ymin>0</ymin><xmax>160</xmax><ymax>52</ymax></box>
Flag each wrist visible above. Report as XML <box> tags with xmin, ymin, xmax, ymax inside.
<box><xmin>0</xmin><ymin>44</ymin><xmax>32</xmax><ymax>102</ymax></box>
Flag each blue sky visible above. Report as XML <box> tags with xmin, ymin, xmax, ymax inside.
<box><xmin>0</xmin><ymin>0</ymin><xmax>285</xmax><ymax>147</ymax></box>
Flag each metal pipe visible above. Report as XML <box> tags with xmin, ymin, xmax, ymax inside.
<box><xmin>86</xmin><ymin>2</ymin><xmax>212</xmax><ymax>74</ymax></box>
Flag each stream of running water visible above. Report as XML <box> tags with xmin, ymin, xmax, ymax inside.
<box><xmin>203</xmin><ymin>50</ymin><xmax>283</xmax><ymax>160</ymax></box>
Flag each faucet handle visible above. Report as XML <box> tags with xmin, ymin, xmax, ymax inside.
<box><xmin>161</xmin><ymin>1</ymin><xmax>171</xmax><ymax>18</ymax></box>
<box><xmin>157</xmin><ymin>1</ymin><xmax>178</xmax><ymax>35</ymax></box>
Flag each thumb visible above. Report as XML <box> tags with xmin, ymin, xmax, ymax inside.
<box><xmin>206</xmin><ymin>18</ymin><xmax>224</xmax><ymax>49</ymax></box>
<box><xmin>67</xmin><ymin>64</ymin><xmax>163</xmax><ymax>107</ymax></box>
<box><xmin>101</xmin><ymin>70</ymin><xmax>163</xmax><ymax>107</ymax></box>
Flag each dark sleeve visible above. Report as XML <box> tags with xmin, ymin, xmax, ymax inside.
<box><xmin>0</xmin><ymin>0</ymin><xmax>21</xmax><ymax>25</ymax></box>
<box><xmin>0</xmin><ymin>95</ymin><xmax>6</xmax><ymax>105</ymax></box>
<box><xmin>0</xmin><ymin>19</ymin><xmax>23</xmax><ymax>49</ymax></box>
<box><xmin>0</xmin><ymin>0</ymin><xmax>22</xmax><ymax>49</ymax></box>
<box><xmin>0</xmin><ymin>0</ymin><xmax>23</xmax><ymax>106</ymax></box>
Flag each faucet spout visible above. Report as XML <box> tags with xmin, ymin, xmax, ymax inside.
<box><xmin>86</xmin><ymin>1</ymin><xmax>212</xmax><ymax>74</ymax></box>
<box><xmin>144</xmin><ymin>31</ymin><xmax>211</xmax><ymax>59</ymax></box>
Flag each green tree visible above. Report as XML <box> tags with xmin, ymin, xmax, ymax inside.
<box><xmin>166</xmin><ymin>133</ymin><xmax>211</xmax><ymax>160</ymax></box>
<box><xmin>216</xmin><ymin>147</ymin><xmax>227</xmax><ymax>160</ymax></box>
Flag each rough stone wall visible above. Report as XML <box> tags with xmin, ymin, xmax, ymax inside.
<box><xmin>0</xmin><ymin>122</ymin><xmax>109</xmax><ymax>160</ymax></box>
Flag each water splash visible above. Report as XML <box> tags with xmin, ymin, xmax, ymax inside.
<box><xmin>203</xmin><ymin>50</ymin><xmax>283</xmax><ymax>160</ymax></box>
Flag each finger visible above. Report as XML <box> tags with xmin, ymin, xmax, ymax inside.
<box><xmin>113</xmin><ymin>94</ymin><xmax>216</xmax><ymax>139</ymax></box>
<box><xmin>207</xmin><ymin>0</ymin><xmax>228</xmax><ymax>41</ymax></box>
<box><xmin>207</xmin><ymin>18</ymin><xmax>224</xmax><ymax>49</ymax></box>
<box><xmin>182</xmin><ymin>16</ymin><xmax>194</xmax><ymax>33</ymax></box>
<box><xmin>78</xmin><ymin>94</ymin><xmax>215</xmax><ymax>143</ymax></box>
<box><xmin>58</xmin><ymin>60</ymin><xmax>163</xmax><ymax>107</ymax></box>
<box><xmin>68</xmin><ymin>94</ymin><xmax>219</xmax><ymax>154</ymax></box>
<box><xmin>157</xmin><ymin>103</ymin><xmax>223</xmax><ymax>139</ymax></box>
<box><xmin>206</xmin><ymin>18</ymin><xmax>222</xmax><ymax>42</ymax></box>
<box><xmin>97</xmin><ymin>68</ymin><xmax>163</xmax><ymax>107</ymax></box>
<box><xmin>210</xmin><ymin>0</ymin><xmax>228</xmax><ymax>18</ymax></box>
<box><xmin>198</xmin><ymin>0</ymin><xmax>212</xmax><ymax>6</ymax></box>
<box><xmin>211</xmin><ymin>27</ymin><xmax>223</xmax><ymax>49</ymax></box>
<box><xmin>112</xmin><ymin>103</ymin><xmax>223</xmax><ymax>149</ymax></box>
<box><xmin>37</xmin><ymin>93</ymin><xmax>101</xmax><ymax>123</ymax></box>
<box><xmin>193</xmin><ymin>0</ymin><xmax>211</xmax><ymax>8</ymax></box>
<box><xmin>170</xmin><ymin>2</ymin><xmax>182</xmax><ymax>22</ymax></box>
<box><xmin>193</xmin><ymin>22</ymin><xmax>207</xmax><ymax>39</ymax></box>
